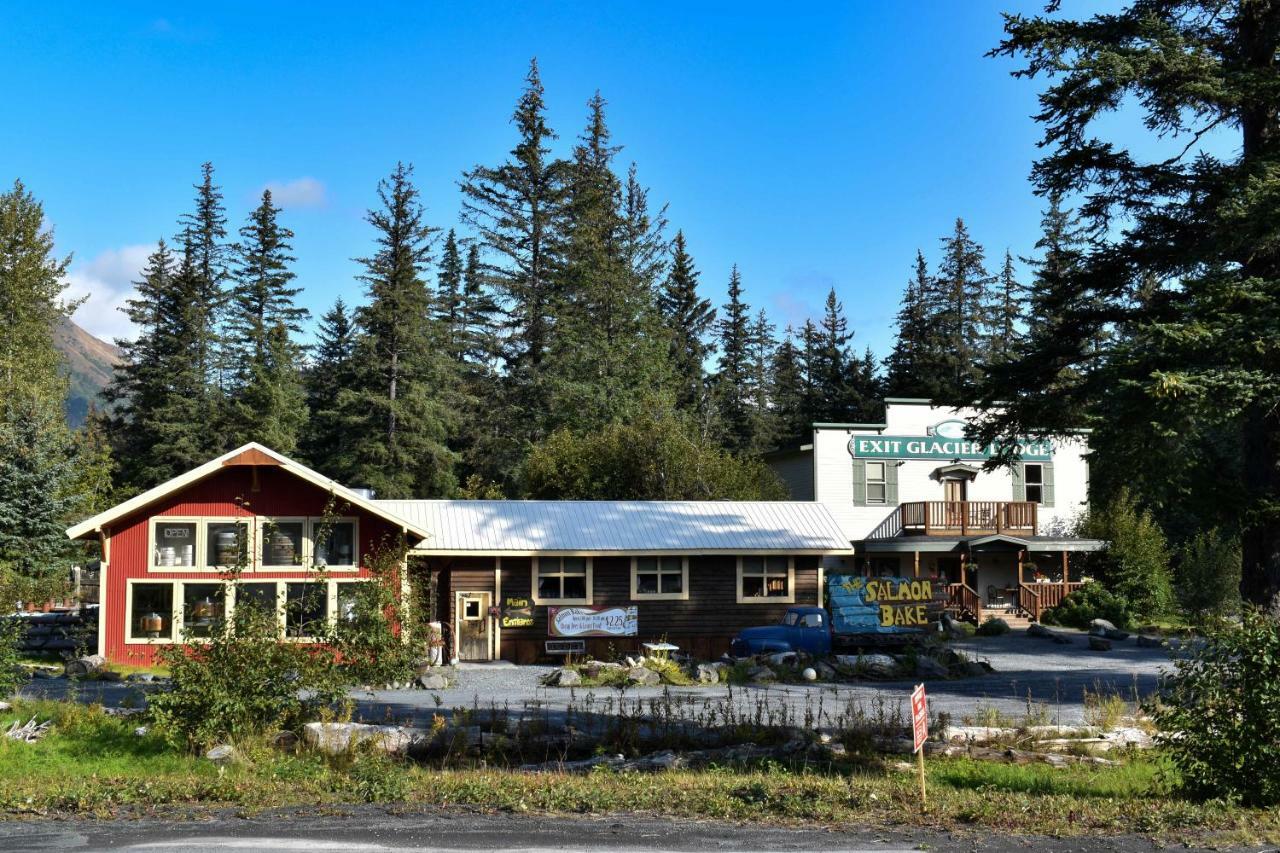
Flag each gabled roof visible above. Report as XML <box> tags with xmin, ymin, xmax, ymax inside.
<box><xmin>375</xmin><ymin>500</ymin><xmax>852</xmax><ymax>555</ymax></box>
<box><xmin>65</xmin><ymin>443</ymin><xmax>434</xmax><ymax>543</ymax></box>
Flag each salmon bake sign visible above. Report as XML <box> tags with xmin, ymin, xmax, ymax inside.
<box><xmin>548</xmin><ymin>606</ymin><xmax>638</xmax><ymax>637</ymax></box>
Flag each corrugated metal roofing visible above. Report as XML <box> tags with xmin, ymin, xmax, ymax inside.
<box><xmin>372</xmin><ymin>500</ymin><xmax>852</xmax><ymax>554</ymax></box>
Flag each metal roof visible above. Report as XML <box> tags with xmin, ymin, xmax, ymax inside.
<box><xmin>373</xmin><ymin>500</ymin><xmax>852</xmax><ymax>555</ymax></box>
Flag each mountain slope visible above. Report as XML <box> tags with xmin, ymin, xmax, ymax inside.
<box><xmin>53</xmin><ymin>316</ymin><xmax>121</xmax><ymax>427</ymax></box>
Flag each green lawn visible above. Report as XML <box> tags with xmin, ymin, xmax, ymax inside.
<box><xmin>1</xmin><ymin>700</ymin><xmax>1276</xmax><ymax>844</ymax></box>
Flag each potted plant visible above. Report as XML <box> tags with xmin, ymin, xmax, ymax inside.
<box><xmin>425</xmin><ymin>621</ymin><xmax>445</xmax><ymax>666</ymax></box>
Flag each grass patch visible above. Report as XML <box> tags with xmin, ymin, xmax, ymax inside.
<box><xmin>0</xmin><ymin>699</ymin><xmax>1277</xmax><ymax>844</ymax></box>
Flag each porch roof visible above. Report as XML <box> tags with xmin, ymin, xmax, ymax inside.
<box><xmin>856</xmin><ymin>534</ymin><xmax>1105</xmax><ymax>554</ymax></box>
<box><xmin>376</xmin><ymin>499</ymin><xmax>853</xmax><ymax>555</ymax></box>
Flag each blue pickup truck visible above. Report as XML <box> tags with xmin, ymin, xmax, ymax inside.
<box><xmin>728</xmin><ymin>574</ymin><xmax>946</xmax><ymax>657</ymax></box>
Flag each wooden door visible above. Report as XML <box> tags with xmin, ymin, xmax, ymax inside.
<box><xmin>455</xmin><ymin>592</ymin><xmax>492</xmax><ymax>661</ymax></box>
<box><xmin>943</xmin><ymin>479</ymin><xmax>967</xmax><ymax>527</ymax></box>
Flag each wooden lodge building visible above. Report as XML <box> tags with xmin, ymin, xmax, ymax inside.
<box><xmin>66</xmin><ymin>444</ymin><xmax>850</xmax><ymax>665</ymax></box>
<box><xmin>768</xmin><ymin>399</ymin><xmax>1103</xmax><ymax>624</ymax></box>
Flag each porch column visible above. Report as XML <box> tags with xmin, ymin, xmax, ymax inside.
<box><xmin>959</xmin><ymin>557</ymin><xmax>967</xmax><ymax>589</ymax></box>
<box><xmin>1061</xmin><ymin>550</ymin><xmax>1069</xmax><ymax>584</ymax></box>
<box><xmin>913</xmin><ymin>551</ymin><xmax>920</xmax><ymax>578</ymax></box>
<box><xmin>1017</xmin><ymin>549</ymin><xmax>1025</xmax><ymax>585</ymax></box>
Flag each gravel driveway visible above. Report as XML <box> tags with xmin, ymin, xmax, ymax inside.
<box><xmin>22</xmin><ymin>628</ymin><xmax>1176</xmax><ymax>727</ymax></box>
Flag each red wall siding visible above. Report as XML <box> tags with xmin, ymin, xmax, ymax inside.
<box><xmin>103</xmin><ymin>466</ymin><xmax>403</xmax><ymax>666</ymax></box>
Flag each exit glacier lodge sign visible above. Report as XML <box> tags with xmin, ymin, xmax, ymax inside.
<box><xmin>847</xmin><ymin>419</ymin><xmax>1053</xmax><ymax>462</ymax></box>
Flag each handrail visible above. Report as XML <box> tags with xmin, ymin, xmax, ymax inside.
<box><xmin>894</xmin><ymin>501</ymin><xmax>1039</xmax><ymax>537</ymax></box>
<box><xmin>866</xmin><ymin>506</ymin><xmax>904</xmax><ymax>540</ymax></box>
<box><xmin>1018</xmin><ymin>583</ymin><xmax>1042</xmax><ymax>621</ymax></box>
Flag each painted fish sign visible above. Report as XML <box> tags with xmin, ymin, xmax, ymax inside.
<box><xmin>827</xmin><ymin>574</ymin><xmax>946</xmax><ymax>635</ymax></box>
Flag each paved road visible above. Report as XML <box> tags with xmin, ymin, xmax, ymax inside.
<box><xmin>0</xmin><ymin>805</ymin><xmax>1249</xmax><ymax>852</ymax></box>
<box><xmin>22</xmin><ymin>630</ymin><xmax>1175</xmax><ymax>727</ymax></box>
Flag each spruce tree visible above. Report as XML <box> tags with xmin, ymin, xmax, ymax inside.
<box><xmin>769</xmin><ymin>326</ymin><xmax>807</xmax><ymax>447</ymax></box>
<box><xmin>434</xmin><ymin>229</ymin><xmax>464</xmax><ymax>360</ymax></box>
<box><xmin>988</xmin><ymin>249</ymin><xmax>1023</xmax><ymax>363</ymax></box>
<box><xmin>224</xmin><ymin>189</ymin><xmax>308</xmax><ymax>451</ymax></box>
<box><xmin>301</xmin><ymin>298</ymin><xmax>358</xmax><ymax>473</ymax></box>
<box><xmin>931</xmin><ymin>218</ymin><xmax>995</xmax><ymax>395</ymax></box>
<box><xmin>344</xmin><ymin>163</ymin><xmax>457</xmax><ymax>498</ymax></box>
<box><xmin>658</xmin><ymin>231</ymin><xmax>715</xmax><ymax>413</ymax></box>
<box><xmin>458</xmin><ymin>243</ymin><xmax>501</xmax><ymax>373</ymax></box>
<box><xmin>748</xmin><ymin>308</ymin><xmax>777</xmax><ymax>451</ymax></box>
<box><xmin>810</xmin><ymin>289</ymin><xmax>855</xmax><ymax>422</ymax></box>
<box><xmin>459</xmin><ymin>59</ymin><xmax>567</xmax><ymax>443</ymax></box>
<box><xmin>713</xmin><ymin>265</ymin><xmax>755</xmax><ymax>452</ymax></box>
<box><xmin>176</xmin><ymin>162</ymin><xmax>231</xmax><ymax>413</ymax></box>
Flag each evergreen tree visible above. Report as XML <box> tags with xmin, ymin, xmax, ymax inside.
<box><xmin>713</xmin><ymin>265</ymin><xmax>754</xmax><ymax>452</ymax></box>
<box><xmin>459</xmin><ymin>58</ymin><xmax>567</xmax><ymax>444</ymax></box>
<box><xmin>176</xmin><ymin>162</ymin><xmax>231</xmax><ymax>412</ymax></box>
<box><xmin>458</xmin><ymin>242</ymin><xmax>501</xmax><ymax>373</ymax></box>
<box><xmin>885</xmin><ymin>251</ymin><xmax>949</xmax><ymax>399</ymax></box>
<box><xmin>988</xmin><ymin>249</ymin><xmax>1023</xmax><ymax>363</ymax></box>
<box><xmin>343</xmin><ymin>163</ymin><xmax>456</xmax><ymax>498</ymax></box>
<box><xmin>809</xmin><ymin>289</ymin><xmax>855</xmax><ymax>422</ymax></box>
<box><xmin>301</xmin><ymin>298</ymin><xmax>358</xmax><ymax>471</ymax></box>
<box><xmin>769</xmin><ymin>326</ymin><xmax>807</xmax><ymax>446</ymax></box>
<box><xmin>547</xmin><ymin>93</ymin><xmax>671</xmax><ymax>431</ymax></box>
<box><xmin>224</xmin><ymin>189</ymin><xmax>308</xmax><ymax>451</ymax></box>
<box><xmin>748</xmin><ymin>308</ymin><xmax>777</xmax><ymax>451</ymax></box>
<box><xmin>0</xmin><ymin>181</ymin><xmax>81</xmax><ymax>602</ymax></box>
<box><xmin>434</xmin><ymin>229</ymin><xmax>464</xmax><ymax>360</ymax></box>
<box><xmin>658</xmin><ymin>230</ymin><xmax>715</xmax><ymax>413</ymax></box>
<box><xmin>849</xmin><ymin>347</ymin><xmax>882</xmax><ymax>422</ymax></box>
<box><xmin>930</xmin><ymin>217</ymin><xmax>995</xmax><ymax>394</ymax></box>
<box><xmin>797</xmin><ymin>319</ymin><xmax>822</xmax><ymax>431</ymax></box>
<box><xmin>980</xmin><ymin>1</ymin><xmax>1280</xmax><ymax>605</ymax></box>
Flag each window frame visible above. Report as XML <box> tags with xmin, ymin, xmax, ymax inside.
<box><xmin>736</xmin><ymin>555</ymin><xmax>796</xmax><ymax>604</ymax></box>
<box><xmin>282</xmin><ymin>580</ymin><xmax>331</xmax><ymax>642</ymax></box>
<box><xmin>257</xmin><ymin>516</ymin><xmax>310</xmax><ymax>571</ymax></box>
<box><xmin>146</xmin><ymin>516</ymin><xmax>207</xmax><ymax>573</ymax></box>
<box><xmin>125</xmin><ymin>579</ymin><xmax>179</xmax><ymax>643</ymax></box>
<box><xmin>629</xmin><ymin>555</ymin><xmax>690</xmax><ymax>601</ymax></box>
<box><xmin>308</xmin><ymin>516</ymin><xmax>360</xmax><ymax>571</ymax></box>
<box><xmin>177</xmin><ymin>579</ymin><xmax>231</xmax><ymax>640</ymax></box>
<box><xmin>530</xmin><ymin>556</ymin><xmax>594</xmax><ymax>605</ymax></box>
<box><xmin>865</xmin><ymin>461</ymin><xmax>888</xmax><ymax>505</ymax></box>
<box><xmin>1023</xmin><ymin>463</ymin><xmax>1045</xmax><ymax>504</ymax></box>
<box><xmin>202</xmin><ymin>517</ymin><xmax>253</xmax><ymax>572</ymax></box>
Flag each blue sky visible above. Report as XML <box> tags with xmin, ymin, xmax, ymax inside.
<box><xmin>6</xmin><ymin>2</ymin><xmax>1080</xmax><ymax>356</ymax></box>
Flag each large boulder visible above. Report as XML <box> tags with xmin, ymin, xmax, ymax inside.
<box><xmin>204</xmin><ymin>744</ymin><xmax>240</xmax><ymax>765</ymax></box>
<box><xmin>540</xmin><ymin>667</ymin><xmax>581</xmax><ymax>688</ymax></box>
<box><xmin>747</xmin><ymin>665</ymin><xmax>776</xmax><ymax>684</ymax></box>
<box><xmin>1089</xmin><ymin>617</ymin><xmax>1118</xmax><ymax>633</ymax></box>
<box><xmin>837</xmin><ymin>653</ymin><xmax>901</xmax><ymax>679</ymax></box>
<box><xmin>694</xmin><ymin>663</ymin><xmax>720</xmax><ymax>684</ymax></box>
<box><xmin>814</xmin><ymin>661</ymin><xmax>838</xmax><ymax>681</ymax></box>
<box><xmin>417</xmin><ymin>671</ymin><xmax>451</xmax><ymax>690</ymax></box>
<box><xmin>1088</xmin><ymin>635</ymin><xmax>1113</xmax><ymax>652</ymax></box>
<box><xmin>1136</xmin><ymin>635</ymin><xmax>1165</xmax><ymax>648</ymax></box>
<box><xmin>914</xmin><ymin>656</ymin><xmax>949</xmax><ymax>679</ymax></box>
<box><xmin>626</xmin><ymin>666</ymin><xmax>661</xmax><ymax>686</ymax></box>
<box><xmin>302</xmin><ymin>721</ymin><xmax>425</xmax><ymax>757</ymax></box>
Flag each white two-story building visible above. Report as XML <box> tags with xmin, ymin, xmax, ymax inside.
<box><xmin>768</xmin><ymin>398</ymin><xmax>1103</xmax><ymax>622</ymax></box>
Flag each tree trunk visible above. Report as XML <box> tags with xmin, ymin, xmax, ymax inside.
<box><xmin>63</xmin><ymin>654</ymin><xmax>106</xmax><ymax>678</ymax></box>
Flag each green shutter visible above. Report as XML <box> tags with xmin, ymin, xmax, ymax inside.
<box><xmin>885</xmin><ymin>460</ymin><xmax>899</xmax><ymax>504</ymax></box>
<box><xmin>1011</xmin><ymin>461</ymin><xmax>1025</xmax><ymax>501</ymax></box>
<box><xmin>851</xmin><ymin>458</ymin><xmax>866</xmax><ymax>506</ymax></box>
<box><xmin>1042</xmin><ymin>463</ymin><xmax>1055</xmax><ymax>507</ymax></box>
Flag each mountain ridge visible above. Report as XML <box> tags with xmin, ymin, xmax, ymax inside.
<box><xmin>54</xmin><ymin>315</ymin><xmax>121</xmax><ymax>427</ymax></box>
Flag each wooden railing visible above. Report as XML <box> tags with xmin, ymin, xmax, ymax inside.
<box><xmin>1017</xmin><ymin>581</ymin><xmax>1084</xmax><ymax>621</ymax></box>
<box><xmin>946</xmin><ymin>583</ymin><xmax>982</xmax><ymax>622</ymax></box>
<box><xmin>895</xmin><ymin>501</ymin><xmax>1038</xmax><ymax>537</ymax></box>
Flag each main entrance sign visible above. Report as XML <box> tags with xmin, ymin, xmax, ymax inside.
<box><xmin>848</xmin><ymin>434</ymin><xmax>1052</xmax><ymax>461</ymax></box>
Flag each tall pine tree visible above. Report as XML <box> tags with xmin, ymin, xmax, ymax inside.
<box><xmin>713</xmin><ymin>265</ymin><xmax>755</xmax><ymax>452</ymax></box>
<box><xmin>658</xmin><ymin>230</ymin><xmax>715</xmax><ymax>413</ymax></box>
<box><xmin>434</xmin><ymin>229</ymin><xmax>465</xmax><ymax>361</ymax></box>
<box><xmin>301</xmin><ymin>297</ymin><xmax>358</xmax><ymax>471</ymax></box>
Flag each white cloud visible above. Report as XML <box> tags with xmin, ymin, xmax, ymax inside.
<box><xmin>263</xmin><ymin>177</ymin><xmax>327</xmax><ymax>209</ymax></box>
<box><xmin>64</xmin><ymin>244</ymin><xmax>154</xmax><ymax>343</ymax></box>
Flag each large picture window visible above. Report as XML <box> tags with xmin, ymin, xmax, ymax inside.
<box><xmin>129</xmin><ymin>582</ymin><xmax>174</xmax><ymax>641</ymax></box>
<box><xmin>631</xmin><ymin>556</ymin><xmax>688</xmax><ymax>600</ymax></box>
<box><xmin>532</xmin><ymin>557</ymin><xmax>592</xmax><ymax>605</ymax></box>
<box><xmin>313</xmin><ymin>519</ymin><xmax>357</xmax><ymax>568</ymax></box>
<box><xmin>150</xmin><ymin>520</ymin><xmax>197</xmax><ymax>569</ymax></box>
<box><xmin>737</xmin><ymin>556</ymin><xmax>795</xmax><ymax>604</ymax></box>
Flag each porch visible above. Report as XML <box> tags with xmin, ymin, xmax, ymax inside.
<box><xmin>943</xmin><ymin>549</ymin><xmax>1083</xmax><ymax>623</ymax></box>
<box><xmin>868</xmin><ymin>501</ymin><xmax>1039</xmax><ymax>539</ymax></box>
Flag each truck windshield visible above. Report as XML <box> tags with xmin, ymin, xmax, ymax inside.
<box><xmin>782</xmin><ymin>611</ymin><xmax>823</xmax><ymax>628</ymax></box>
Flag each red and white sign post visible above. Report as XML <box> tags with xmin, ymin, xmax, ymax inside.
<box><xmin>910</xmin><ymin>683</ymin><xmax>929</xmax><ymax>811</ymax></box>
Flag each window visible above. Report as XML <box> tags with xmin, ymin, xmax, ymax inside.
<box><xmin>865</xmin><ymin>461</ymin><xmax>887</xmax><ymax>504</ymax></box>
<box><xmin>181</xmin><ymin>583</ymin><xmax>226</xmax><ymax>638</ymax></box>
<box><xmin>532</xmin><ymin>557</ymin><xmax>592</xmax><ymax>604</ymax></box>
<box><xmin>868</xmin><ymin>556</ymin><xmax>900</xmax><ymax>577</ymax></box>
<box><xmin>1024</xmin><ymin>464</ymin><xmax>1044</xmax><ymax>504</ymax></box>
<box><xmin>205</xmin><ymin>521</ymin><xmax>248</xmax><ymax>569</ymax></box>
<box><xmin>462</xmin><ymin>597</ymin><xmax>482</xmax><ymax>620</ymax></box>
<box><xmin>151</xmin><ymin>520</ymin><xmax>197</xmax><ymax>568</ymax></box>
<box><xmin>313</xmin><ymin>519</ymin><xmax>356</xmax><ymax>568</ymax></box>
<box><xmin>129</xmin><ymin>582</ymin><xmax>174</xmax><ymax>641</ymax></box>
<box><xmin>285</xmin><ymin>582</ymin><xmax>327</xmax><ymax>638</ymax></box>
<box><xmin>631</xmin><ymin>556</ymin><xmax>688</xmax><ymax>600</ymax></box>
<box><xmin>261</xmin><ymin>519</ymin><xmax>306</xmax><ymax>568</ymax></box>
<box><xmin>737</xmin><ymin>556</ymin><xmax>794</xmax><ymax>603</ymax></box>
<box><xmin>335</xmin><ymin>582</ymin><xmax>361</xmax><ymax>623</ymax></box>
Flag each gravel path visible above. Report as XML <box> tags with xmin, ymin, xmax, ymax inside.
<box><xmin>21</xmin><ymin>629</ymin><xmax>1175</xmax><ymax>727</ymax></box>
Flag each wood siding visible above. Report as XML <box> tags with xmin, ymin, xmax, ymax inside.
<box><xmin>103</xmin><ymin>465</ymin><xmax>402</xmax><ymax>666</ymax></box>
<box><xmin>429</xmin><ymin>554</ymin><xmax>820</xmax><ymax>663</ymax></box>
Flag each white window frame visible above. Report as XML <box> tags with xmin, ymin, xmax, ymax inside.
<box><xmin>329</xmin><ymin>578</ymin><xmax>368</xmax><ymax>625</ymax></box>
<box><xmin>125</xmin><ymin>578</ymin><xmax>179</xmax><ymax>643</ymax></box>
<box><xmin>146</xmin><ymin>517</ymin><xmax>207</xmax><ymax>573</ymax></box>
<box><xmin>175</xmin><ymin>579</ymin><xmax>232</xmax><ymax>640</ymax></box>
<box><xmin>308</xmin><ymin>516</ymin><xmax>360</xmax><ymax>571</ymax></box>
<box><xmin>630</xmin><ymin>556</ymin><xmax>690</xmax><ymax>601</ymax></box>
<box><xmin>736</xmin><ymin>555</ymin><xmax>796</xmax><ymax>604</ymax></box>
<box><xmin>1024</xmin><ymin>463</ymin><xmax>1045</xmax><ymax>504</ymax></box>
<box><xmin>202</xmin><ymin>517</ymin><xmax>253</xmax><ymax>572</ymax></box>
<box><xmin>257</xmin><ymin>516</ymin><xmax>310</xmax><ymax>571</ymax></box>
<box><xmin>281</xmin><ymin>579</ymin><xmax>331</xmax><ymax>642</ymax></box>
<box><xmin>865</xmin><ymin>461</ymin><xmax>888</xmax><ymax>504</ymax></box>
<box><xmin>530</xmin><ymin>556</ymin><xmax>593</xmax><ymax>605</ymax></box>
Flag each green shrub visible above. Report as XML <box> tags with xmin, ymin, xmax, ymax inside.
<box><xmin>1176</xmin><ymin>529</ymin><xmax>1241</xmax><ymax>619</ymax></box>
<box><xmin>0</xmin><ymin>617</ymin><xmax>24</xmax><ymax>698</ymax></box>
<box><xmin>1153</xmin><ymin>609</ymin><xmax>1280</xmax><ymax>806</ymax></box>
<box><xmin>1078</xmin><ymin>489</ymin><xmax>1174</xmax><ymax>621</ymax></box>
<box><xmin>975</xmin><ymin>617</ymin><xmax>1010</xmax><ymax>636</ymax></box>
<box><xmin>1041</xmin><ymin>582</ymin><xmax>1131</xmax><ymax>630</ymax></box>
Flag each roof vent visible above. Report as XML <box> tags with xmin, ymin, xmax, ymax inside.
<box><xmin>349</xmin><ymin>487</ymin><xmax>376</xmax><ymax>500</ymax></box>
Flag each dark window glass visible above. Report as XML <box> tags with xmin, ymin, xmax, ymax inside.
<box><xmin>206</xmin><ymin>522</ymin><xmax>248</xmax><ymax>568</ymax></box>
<box><xmin>154</xmin><ymin>522</ymin><xmax>196</xmax><ymax>567</ymax></box>
<box><xmin>263</xmin><ymin>521</ymin><xmax>305</xmax><ymax>566</ymax></box>
<box><xmin>314</xmin><ymin>521</ymin><xmax>355</xmax><ymax>567</ymax></box>
<box><xmin>286</xmin><ymin>583</ymin><xmax>327</xmax><ymax>637</ymax></box>
<box><xmin>336</xmin><ymin>583</ymin><xmax>361</xmax><ymax>623</ymax></box>
<box><xmin>1025</xmin><ymin>464</ymin><xmax>1044</xmax><ymax>503</ymax></box>
<box><xmin>182</xmin><ymin>583</ymin><xmax>226</xmax><ymax>638</ymax></box>
<box><xmin>131</xmin><ymin>583</ymin><xmax>173</xmax><ymax>639</ymax></box>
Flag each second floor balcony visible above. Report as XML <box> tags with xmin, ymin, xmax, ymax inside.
<box><xmin>867</xmin><ymin>500</ymin><xmax>1038</xmax><ymax>539</ymax></box>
